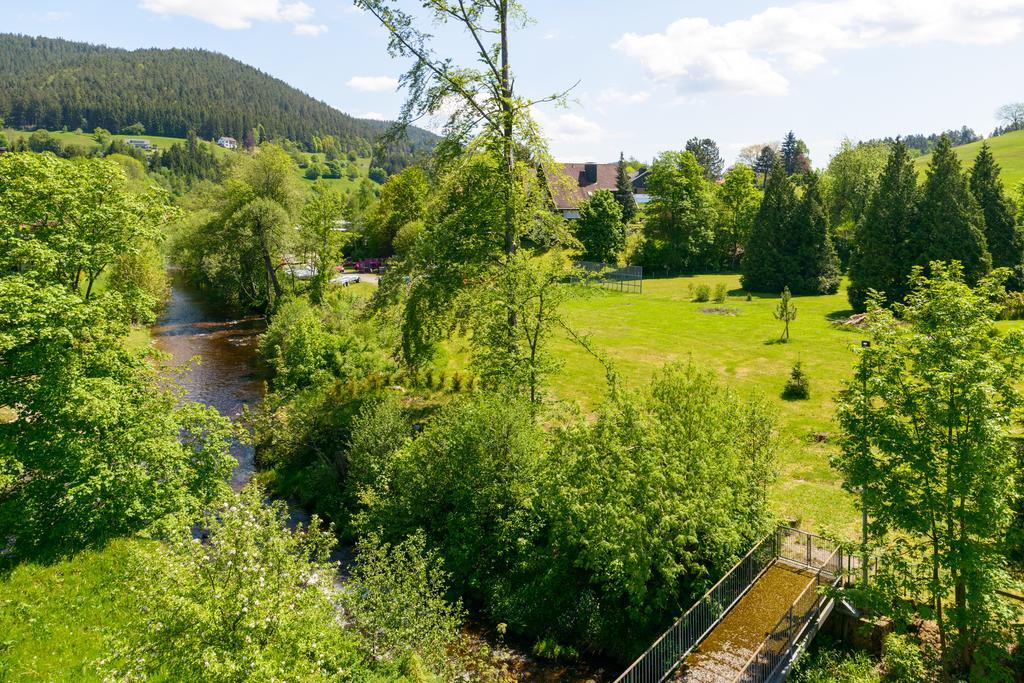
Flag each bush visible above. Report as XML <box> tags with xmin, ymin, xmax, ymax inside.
<box><xmin>783</xmin><ymin>359</ymin><xmax>811</xmax><ymax>400</ymax></box>
<box><xmin>792</xmin><ymin>645</ymin><xmax>880</xmax><ymax>682</ymax></box>
<box><xmin>881</xmin><ymin>633</ymin><xmax>926</xmax><ymax>683</ymax></box>
<box><xmin>694</xmin><ymin>283</ymin><xmax>711</xmax><ymax>302</ymax></box>
<box><xmin>713</xmin><ymin>283</ymin><xmax>728</xmax><ymax>303</ymax></box>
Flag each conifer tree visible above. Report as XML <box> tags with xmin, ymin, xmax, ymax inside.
<box><xmin>742</xmin><ymin>160</ymin><xmax>794</xmax><ymax>292</ymax></box>
<box><xmin>613</xmin><ymin>152</ymin><xmax>638</xmax><ymax>223</ymax></box>
<box><xmin>910</xmin><ymin>136</ymin><xmax>991</xmax><ymax>284</ymax></box>
<box><xmin>846</xmin><ymin>141</ymin><xmax>919</xmax><ymax>310</ymax></box>
<box><xmin>753</xmin><ymin>146</ymin><xmax>777</xmax><ymax>187</ymax></box>
<box><xmin>791</xmin><ymin>172</ymin><xmax>840</xmax><ymax>294</ymax></box>
<box><xmin>780</xmin><ymin>131</ymin><xmax>809</xmax><ymax>175</ymax></box>
<box><xmin>969</xmin><ymin>143</ymin><xmax>1023</xmax><ymax>288</ymax></box>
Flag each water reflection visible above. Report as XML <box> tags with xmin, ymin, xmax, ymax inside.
<box><xmin>152</xmin><ymin>274</ymin><xmax>266</xmax><ymax>489</ymax></box>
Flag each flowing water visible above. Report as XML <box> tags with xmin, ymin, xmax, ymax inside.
<box><xmin>152</xmin><ymin>273</ymin><xmax>266</xmax><ymax>489</ymax></box>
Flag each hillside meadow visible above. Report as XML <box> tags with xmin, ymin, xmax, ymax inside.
<box><xmin>914</xmin><ymin>129</ymin><xmax>1024</xmax><ymax>190</ymax></box>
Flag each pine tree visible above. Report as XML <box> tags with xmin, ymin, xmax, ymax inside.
<box><xmin>753</xmin><ymin>146</ymin><xmax>777</xmax><ymax>187</ymax></box>
<box><xmin>846</xmin><ymin>141</ymin><xmax>919</xmax><ymax>310</ymax></box>
<box><xmin>911</xmin><ymin>136</ymin><xmax>991</xmax><ymax>284</ymax></box>
<box><xmin>969</xmin><ymin>143</ymin><xmax>1023</xmax><ymax>288</ymax></box>
<box><xmin>790</xmin><ymin>172</ymin><xmax>840</xmax><ymax>295</ymax></box>
<box><xmin>780</xmin><ymin>131</ymin><xmax>806</xmax><ymax>175</ymax></box>
<box><xmin>684</xmin><ymin>137</ymin><xmax>724</xmax><ymax>181</ymax></box>
<box><xmin>742</xmin><ymin>159</ymin><xmax>794</xmax><ymax>292</ymax></box>
<box><xmin>613</xmin><ymin>152</ymin><xmax>638</xmax><ymax>223</ymax></box>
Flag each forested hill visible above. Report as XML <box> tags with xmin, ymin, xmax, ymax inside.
<box><xmin>0</xmin><ymin>34</ymin><xmax>435</xmax><ymax>172</ymax></box>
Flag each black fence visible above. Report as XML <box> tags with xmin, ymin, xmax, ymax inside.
<box><xmin>613</xmin><ymin>533</ymin><xmax>777</xmax><ymax>683</ymax></box>
<box><xmin>573</xmin><ymin>261</ymin><xmax>644</xmax><ymax>294</ymax></box>
<box><xmin>732</xmin><ymin>542</ymin><xmax>844</xmax><ymax>683</ymax></box>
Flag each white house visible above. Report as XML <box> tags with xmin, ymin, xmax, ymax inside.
<box><xmin>217</xmin><ymin>136</ymin><xmax>239</xmax><ymax>150</ymax></box>
<box><xmin>125</xmin><ymin>138</ymin><xmax>153</xmax><ymax>150</ymax></box>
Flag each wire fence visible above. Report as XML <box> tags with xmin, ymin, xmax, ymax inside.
<box><xmin>613</xmin><ymin>533</ymin><xmax>777</xmax><ymax>683</ymax></box>
<box><xmin>573</xmin><ymin>261</ymin><xmax>644</xmax><ymax>294</ymax></box>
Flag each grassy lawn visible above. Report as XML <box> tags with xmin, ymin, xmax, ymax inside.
<box><xmin>292</xmin><ymin>154</ymin><xmax>373</xmax><ymax>196</ymax></box>
<box><xmin>0</xmin><ymin>540</ymin><xmax>144</xmax><ymax>681</ymax></box>
<box><xmin>914</xmin><ymin>129</ymin><xmax>1024</xmax><ymax>190</ymax></box>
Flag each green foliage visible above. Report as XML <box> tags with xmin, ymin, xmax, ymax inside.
<box><xmin>299</xmin><ymin>181</ymin><xmax>349</xmax><ymax>303</ymax></box>
<box><xmin>713</xmin><ymin>283</ymin><xmax>728</xmax><ymax>302</ymax></box>
<box><xmin>835</xmin><ymin>263</ymin><xmax>1024</xmax><ymax>675</ymax></box>
<box><xmin>174</xmin><ymin>144</ymin><xmax>300</xmax><ymax>310</ymax></box>
<box><xmin>781</xmin><ymin>130</ymin><xmax>811</xmax><ymax>175</ymax></box>
<box><xmin>846</xmin><ymin>141</ymin><xmax>919</xmax><ymax>311</ymax></box>
<box><xmin>823</xmin><ymin>139</ymin><xmax>891</xmax><ymax>229</ymax></box>
<box><xmin>259</xmin><ymin>293</ymin><xmax>396</xmax><ymax>395</ymax></box>
<box><xmin>575</xmin><ymin>188</ymin><xmax>624</xmax><ymax>263</ymax></box>
<box><xmin>880</xmin><ymin>633</ymin><xmax>926</xmax><ymax>683</ymax></box>
<box><xmin>685</xmin><ymin>137</ymin><xmax>724</xmax><ymax>180</ymax></box>
<box><xmin>774</xmin><ymin>286</ymin><xmax>797</xmax><ymax>341</ymax></box>
<box><xmin>783</xmin><ymin>359</ymin><xmax>810</xmax><ymax>399</ymax></box>
<box><xmin>693</xmin><ymin>283</ymin><xmax>711</xmax><ymax>302</ymax></box>
<box><xmin>743</xmin><ymin>165</ymin><xmax>839</xmax><ymax>295</ymax></box>
<box><xmin>349</xmin><ymin>531</ymin><xmax>463</xmax><ymax>676</ymax></box>
<box><xmin>910</xmin><ymin>136</ymin><xmax>991</xmax><ymax>284</ymax></box>
<box><xmin>537</xmin><ymin>363</ymin><xmax>778</xmax><ymax>657</ymax></box>
<box><xmin>792</xmin><ymin>645</ymin><xmax>880</xmax><ymax>682</ymax></box>
<box><xmin>641</xmin><ymin>149</ymin><xmax>718</xmax><ymax>273</ymax></box>
<box><xmin>614</xmin><ymin>151</ymin><xmax>638</xmax><ymax>223</ymax></box>
<box><xmin>363</xmin><ymin>166</ymin><xmax>428</xmax><ymax>256</ymax></box>
<box><xmin>0</xmin><ymin>34</ymin><xmax>434</xmax><ymax>172</ymax></box>
<box><xmin>27</xmin><ymin>128</ymin><xmax>62</xmax><ymax>154</ymax></box>
<box><xmin>716</xmin><ymin>163</ymin><xmax>761</xmax><ymax>269</ymax></box>
<box><xmin>969</xmin><ymin>142</ymin><xmax>1024</xmax><ymax>288</ymax></box>
<box><xmin>101</xmin><ymin>486</ymin><xmax>371</xmax><ymax>681</ymax></box>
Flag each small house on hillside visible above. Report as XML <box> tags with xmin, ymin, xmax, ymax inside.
<box><xmin>217</xmin><ymin>136</ymin><xmax>238</xmax><ymax>149</ymax></box>
<box><xmin>546</xmin><ymin>161</ymin><xmax>649</xmax><ymax>219</ymax></box>
<box><xmin>125</xmin><ymin>138</ymin><xmax>153</xmax><ymax>150</ymax></box>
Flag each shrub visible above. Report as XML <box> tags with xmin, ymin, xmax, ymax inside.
<box><xmin>783</xmin><ymin>360</ymin><xmax>811</xmax><ymax>400</ymax></box>
<box><xmin>713</xmin><ymin>283</ymin><xmax>728</xmax><ymax>303</ymax></box>
<box><xmin>694</xmin><ymin>283</ymin><xmax>711</xmax><ymax>302</ymax></box>
<box><xmin>451</xmin><ymin>373</ymin><xmax>463</xmax><ymax>392</ymax></box>
<box><xmin>792</xmin><ymin>645</ymin><xmax>880</xmax><ymax>682</ymax></box>
<box><xmin>881</xmin><ymin>633</ymin><xmax>925</xmax><ymax>683</ymax></box>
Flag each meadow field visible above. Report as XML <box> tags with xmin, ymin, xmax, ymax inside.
<box><xmin>914</xmin><ymin>128</ymin><xmax>1024</xmax><ymax>189</ymax></box>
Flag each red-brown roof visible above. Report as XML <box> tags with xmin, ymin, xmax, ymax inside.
<box><xmin>548</xmin><ymin>162</ymin><xmax>620</xmax><ymax>210</ymax></box>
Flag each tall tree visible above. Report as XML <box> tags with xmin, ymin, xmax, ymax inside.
<box><xmin>752</xmin><ymin>145</ymin><xmax>777</xmax><ymax>187</ymax></box>
<box><xmin>995</xmin><ymin>101</ymin><xmax>1024</xmax><ymax>131</ymax></box>
<box><xmin>642</xmin><ymin>150</ymin><xmax>718</xmax><ymax>273</ymax></box>
<box><xmin>791</xmin><ymin>171</ymin><xmax>840</xmax><ymax>294</ymax></box>
<box><xmin>835</xmin><ymin>264</ymin><xmax>1024</xmax><ymax>677</ymax></box>
<box><xmin>613</xmin><ymin>151</ymin><xmax>638</xmax><ymax>223</ymax></box>
<box><xmin>575</xmin><ymin>188</ymin><xmax>624</xmax><ymax>263</ymax></box>
<box><xmin>910</xmin><ymin>136</ymin><xmax>991</xmax><ymax>284</ymax></box>
<box><xmin>846</xmin><ymin>141</ymin><xmax>919</xmax><ymax>311</ymax></box>
<box><xmin>363</xmin><ymin>165</ymin><xmax>429</xmax><ymax>256</ymax></box>
<box><xmin>969</xmin><ymin>143</ymin><xmax>1023</xmax><ymax>288</ymax></box>
<box><xmin>716</xmin><ymin>163</ymin><xmax>761</xmax><ymax>269</ymax></box>
<box><xmin>742</xmin><ymin>160</ymin><xmax>794</xmax><ymax>292</ymax></box>
<box><xmin>780</xmin><ymin>131</ymin><xmax>810</xmax><ymax>175</ymax></box>
<box><xmin>685</xmin><ymin>137</ymin><xmax>724</xmax><ymax>181</ymax></box>
<box><xmin>298</xmin><ymin>181</ymin><xmax>349</xmax><ymax>304</ymax></box>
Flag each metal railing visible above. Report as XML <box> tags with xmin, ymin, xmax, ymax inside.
<box><xmin>613</xmin><ymin>532</ymin><xmax>777</xmax><ymax>683</ymax></box>
<box><xmin>573</xmin><ymin>261</ymin><xmax>644</xmax><ymax>293</ymax></box>
<box><xmin>731</xmin><ymin>545</ymin><xmax>844</xmax><ymax>683</ymax></box>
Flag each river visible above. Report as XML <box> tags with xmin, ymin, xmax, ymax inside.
<box><xmin>152</xmin><ymin>273</ymin><xmax>266</xmax><ymax>489</ymax></box>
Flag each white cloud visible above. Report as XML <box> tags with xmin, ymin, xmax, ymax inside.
<box><xmin>613</xmin><ymin>0</ymin><xmax>1024</xmax><ymax>96</ymax></box>
<box><xmin>357</xmin><ymin>111</ymin><xmax>390</xmax><ymax>121</ymax></box>
<box><xmin>346</xmin><ymin>75</ymin><xmax>399</xmax><ymax>92</ymax></box>
<box><xmin>43</xmin><ymin>10</ymin><xmax>71</xmax><ymax>21</ymax></box>
<box><xmin>293</xmin><ymin>23</ymin><xmax>327</xmax><ymax>35</ymax></box>
<box><xmin>139</xmin><ymin>0</ymin><xmax>315</xmax><ymax>30</ymax></box>
<box><xmin>598</xmin><ymin>88</ymin><xmax>650</xmax><ymax>105</ymax></box>
<box><xmin>534</xmin><ymin>110</ymin><xmax>605</xmax><ymax>146</ymax></box>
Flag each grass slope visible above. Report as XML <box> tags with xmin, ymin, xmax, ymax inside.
<box><xmin>914</xmin><ymin>129</ymin><xmax>1024</xmax><ymax>191</ymax></box>
<box><xmin>0</xmin><ymin>540</ymin><xmax>143</xmax><ymax>681</ymax></box>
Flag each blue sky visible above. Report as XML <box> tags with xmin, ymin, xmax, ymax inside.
<box><xmin>8</xmin><ymin>1</ymin><xmax>1024</xmax><ymax>165</ymax></box>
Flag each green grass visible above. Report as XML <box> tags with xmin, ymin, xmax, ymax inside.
<box><xmin>473</xmin><ymin>274</ymin><xmax>1018</xmax><ymax>537</ymax></box>
<box><xmin>293</xmin><ymin>153</ymin><xmax>373</xmax><ymax>196</ymax></box>
<box><xmin>914</xmin><ymin>129</ymin><xmax>1024</xmax><ymax>191</ymax></box>
<box><xmin>2</xmin><ymin>128</ymin><xmax>232</xmax><ymax>159</ymax></box>
<box><xmin>0</xmin><ymin>540</ymin><xmax>144</xmax><ymax>681</ymax></box>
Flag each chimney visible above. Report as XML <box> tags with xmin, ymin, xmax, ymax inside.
<box><xmin>583</xmin><ymin>162</ymin><xmax>598</xmax><ymax>184</ymax></box>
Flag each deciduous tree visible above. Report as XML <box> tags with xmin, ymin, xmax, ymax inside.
<box><xmin>575</xmin><ymin>188</ymin><xmax>624</xmax><ymax>263</ymax></box>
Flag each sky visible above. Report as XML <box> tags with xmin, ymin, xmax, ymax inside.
<box><xmin>7</xmin><ymin>0</ymin><xmax>1024</xmax><ymax>166</ymax></box>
